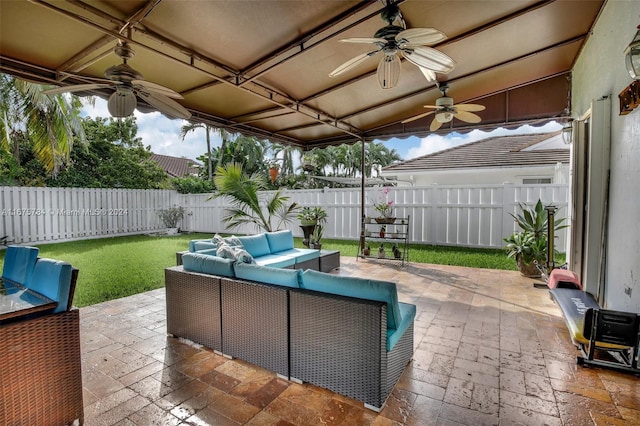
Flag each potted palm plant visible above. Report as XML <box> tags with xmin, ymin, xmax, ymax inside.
<box><xmin>504</xmin><ymin>199</ymin><xmax>567</xmax><ymax>277</ymax></box>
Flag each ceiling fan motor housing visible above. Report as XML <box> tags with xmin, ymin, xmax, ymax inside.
<box><xmin>436</xmin><ymin>96</ymin><xmax>454</xmax><ymax>107</ymax></box>
<box><xmin>105</xmin><ymin>63</ymin><xmax>143</xmax><ymax>82</ymax></box>
<box><xmin>435</xmin><ymin>97</ymin><xmax>455</xmax><ymax>123</ymax></box>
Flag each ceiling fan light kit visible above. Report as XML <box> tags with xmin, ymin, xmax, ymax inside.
<box><xmin>41</xmin><ymin>42</ymin><xmax>191</xmax><ymax>120</ymax></box>
<box><xmin>377</xmin><ymin>53</ymin><xmax>401</xmax><ymax>89</ymax></box>
<box><xmin>329</xmin><ymin>0</ymin><xmax>455</xmax><ymax>89</ymax></box>
<box><xmin>107</xmin><ymin>86</ymin><xmax>137</xmax><ymax>117</ymax></box>
<box><xmin>624</xmin><ymin>24</ymin><xmax>640</xmax><ymax>80</ymax></box>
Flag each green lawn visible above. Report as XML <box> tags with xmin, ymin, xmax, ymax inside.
<box><xmin>1</xmin><ymin>234</ymin><xmax>559</xmax><ymax>307</ymax></box>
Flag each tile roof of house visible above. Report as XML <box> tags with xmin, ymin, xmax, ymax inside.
<box><xmin>150</xmin><ymin>154</ymin><xmax>201</xmax><ymax>178</ymax></box>
<box><xmin>383</xmin><ymin>131</ymin><xmax>569</xmax><ymax>173</ymax></box>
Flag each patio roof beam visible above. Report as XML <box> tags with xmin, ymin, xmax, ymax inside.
<box><xmin>54</xmin><ymin>0</ymin><xmax>164</xmax><ymax>80</ymax></box>
<box><xmin>299</xmin><ymin>0</ymin><xmax>557</xmax><ymax>104</ymax></box>
<box><xmin>231</xmin><ymin>0</ymin><xmax>568</xmax><ymax>129</ymax></box>
<box><xmin>27</xmin><ymin>0</ymin><xmax>364</xmax><ymax>139</ymax></box>
<box><xmin>237</xmin><ymin>0</ymin><xmax>381</xmax><ymax>86</ymax></box>
<box><xmin>300</xmin><ymin>34</ymin><xmax>581</xmax><ymax>133</ymax></box>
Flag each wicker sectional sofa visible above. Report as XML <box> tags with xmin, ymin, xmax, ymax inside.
<box><xmin>165</xmin><ymin>257</ymin><xmax>416</xmax><ymax>411</ymax></box>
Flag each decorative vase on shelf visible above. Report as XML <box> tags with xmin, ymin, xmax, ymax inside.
<box><xmin>363</xmin><ymin>245</ymin><xmax>371</xmax><ymax>256</ymax></box>
<box><xmin>378</xmin><ymin>244</ymin><xmax>385</xmax><ymax>258</ymax></box>
<box><xmin>379</xmin><ymin>225</ymin><xmax>386</xmax><ymax>238</ymax></box>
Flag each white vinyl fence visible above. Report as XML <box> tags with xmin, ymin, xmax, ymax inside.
<box><xmin>0</xmin><ymin>186</ymin><xmax>178</xmax><ymax>244</ymax></box>
<box><xmin>1</xmin><ymin>184</ymin><xmax>569</xmax><ymax>250</ymax></box>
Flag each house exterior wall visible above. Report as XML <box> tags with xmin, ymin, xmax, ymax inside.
<box><xmin>572</xmin><ymin>0</ymin><xmax>640</xmax><ymax>312</ymax></box>
<box><xmin>388</xmin><ymin>164</ymin><xmax>569</xmax><ymax>186</ymax></box>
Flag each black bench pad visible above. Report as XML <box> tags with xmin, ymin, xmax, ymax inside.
<box><xmin>549</xmin><ymin>288</ymin><xmax>601</xmax><ymax>346</ymax></box>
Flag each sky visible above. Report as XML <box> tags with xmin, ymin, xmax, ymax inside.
<box><xmin>82</xmin><ymin>98</ymin><xmax>562</xmax><ymax>163</ymax></box>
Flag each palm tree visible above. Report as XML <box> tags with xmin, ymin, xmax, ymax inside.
<box><xmin>0</xmin><ymin>74</ymin><xmax>86</xmax><ymax>176</ymax></box>
<box><xmin>366</xmin><ymin>142</ymin><xmax>401</xmax><ymax>177</ymax></box>
<box><xmin>212</xmin><ymin>162</ymin><xmax>299</xmax><ymax>232</ymax></box>
<box><xmin>271</xmin><ymin>142</ymin><xmax>299</xmax><ymax>177</ymax></box>
<box><xmin>180</xmin><ymin>123</ymin><xmax>231</xmax><ymax>181</ymax></box>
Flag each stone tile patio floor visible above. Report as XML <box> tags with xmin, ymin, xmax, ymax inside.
<box><xmin>80</xmin><ymin>258</ymin><xmax>640</xmax><ymax>425</ymax></box>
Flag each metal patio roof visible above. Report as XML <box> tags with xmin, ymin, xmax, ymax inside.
<box><xmin>0</xmin><ymin>0</ymin><xmax>604</xmax><ymax>149</ymax></box>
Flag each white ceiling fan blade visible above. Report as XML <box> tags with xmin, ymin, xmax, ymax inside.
<box><xmin>403</xmin><ymin>46</ymin><xmax>455</xmax><ymax>74</ymax></box>
<box><xmin>339</xmin><ymin>37</ymin><xmax>386</xmax><ymax>44</ymax></box>
<box><xmin>401</xmin><ymin>110</ymin><xmax>435</xmax><ymax>124</ymax></box>
<box><xmin>456</xmin><ymin>103</ymin><xmax>486</xmax><ymax>112</ymax></box>
<box><xmin>133</xmin><ymin>80</ymin><xmax>182</xmax><ymax>99</ymax></box>
<box><xmin>41</xmin><ymin>83</ymin><xmax>113</xmax><ymax>95</ymax></box>
<box><xmin>329</xmin><ymin>50</ymin><xmax>380</xmax><ymax>77</ymax></box>
<box><xmin>137</xmin><ymin>91</ymin><xmax>191</xmax><ymax>119</ymax></box>
<box><xmin>430</xmin><ymin>117</ymin><xmax>444</xmax><ymax>131</ymax></box>
<box><xmin>396</xmin><ymin>28</ymin><xmax>447</xmax><ymax>47</ymax></box>
<box><xmin>454</xmin><ymin>110</ymin><xmax>482</xmax><ymax>124</ymax></box>
<box><xmin>417</xmin><ymin>66</ymin><xmax>436</xmax><ymax>82</ymax></box>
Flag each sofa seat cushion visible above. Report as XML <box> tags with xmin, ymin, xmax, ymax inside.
<box><xmin>28</xmin><ymin>258</ymin><xmax>73</xmax><ymax>314</ymax></box>
<box><xmin>254</xmin><ymin>253</ymin><xmax>296</xmax><ymax>269</ymax></box>
<box><xmin>238</xmin><ymin>233</ymin><xmax>272</xmax><ymax>258</ymax></box>
<box><xmin>182</xmin><ymin>252</ymin><xmax>235</xmax><ymax>277</ymax></box>
<box><xmin>300</xmin><ymin>269</ymin><xmax>402</xmax><ymax>330</ymax></box>
<box><xmin>265</xmin><ymin>230</ymin><xmax>294</xmax><ymax>253</ymax></box>
<box><xmin>276</xmin><ymin>248</ymin><xmax>320</xmax><ymax>264</ymax></box>
<box><xmin>387</xmin><ymin>302</ymin><xmax>416</xmax><ymax>351</ymax></box>
<box><xmin>234</xmin><ymin>262</ymin><xmax>301</xmax><ymax>288</ymax></box>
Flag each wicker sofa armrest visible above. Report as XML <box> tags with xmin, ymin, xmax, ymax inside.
<box><xmin>288</xmin><ymin>289</ymin><xmax>413</xmax><ymax>411</ymax></box>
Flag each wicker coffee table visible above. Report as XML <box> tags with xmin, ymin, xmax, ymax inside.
<box><xmin>319</xmin><ymin>250</ymin><xmax>340</xmax><ymax>272</ymax></box>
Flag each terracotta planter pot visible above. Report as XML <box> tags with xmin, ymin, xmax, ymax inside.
<box><xmin>269</xmin><ymin>168</ymin><xmax>279</xmax><ymax>183</ymax></box>
<box><xmin>517</xmin><ymin>257</ymin><xmax>542</xmax><ymax>278</ymax></box>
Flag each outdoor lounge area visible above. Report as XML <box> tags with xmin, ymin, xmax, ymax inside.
<box><xmin>78</xmin><ymin>258</ymin><xmax>640</xmax><ymax>425</ymax></box>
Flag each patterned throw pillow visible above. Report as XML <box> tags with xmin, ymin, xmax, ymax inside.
<box><xmin>235</xmin><ymin>249</ymin><xmax>254</xmax><ymax>264</ymax></box>
<box><xmin>216</xmin><ymin>242</ymin><xmax>236</xmax><ymax>259</ymax></box>
<box><xmin>213</xmin><ymin>234</ymin><xmax>244</xmax><ymax>248</ymax></box>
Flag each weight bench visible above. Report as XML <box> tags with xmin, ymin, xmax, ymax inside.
<box><xmin>549</xmin><ymin>288</ymin><xmax>640</xmax><ymax>375</ymax></box>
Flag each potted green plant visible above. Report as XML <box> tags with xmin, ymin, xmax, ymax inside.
<box><xmin>267</xmin><ymin>159</ymin><xmax>280</xmax><ymax>183</ymax></box>
<box><xmin>373</xmin><ymin>186</ymin><xmax>395</xmax><ymax>224</ymax></box>
<box><xmin>301</xmin><ymin>155</ymin><xmax>315</xmax><ymax>172</ymax></box>
<box><xmin>504</xmin><ymin>199</ymin><xmax>567</xmax><ymax>277</ymax></box>
<box><xmin>310</xmin><ymin>224</ymin><xmax>323</xmax><ymax>250</ymax></box>
<box><xmin>158</xmin><ymin>206</ymin><xmax>185</xmax><ymax>235</ymax></box>
<box><xmin>297</xmin><ymin>206</ymin><xmax>327</xmax><ymax>226</ymax></box>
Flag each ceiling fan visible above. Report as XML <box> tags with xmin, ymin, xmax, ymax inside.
<box><xmin>41</xmin><ymin>42</ymin><xmax>191</xmax><ymax>120</ymax></box>
<box><xmin>402</xmin><ymin>84</ymin><xmax>485</xmax><ymax>131</ymax></box>
<box><xmin>328</xmin><ymin>0</ymin><xmax>455</xmax><ymax>89</ymax></box>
